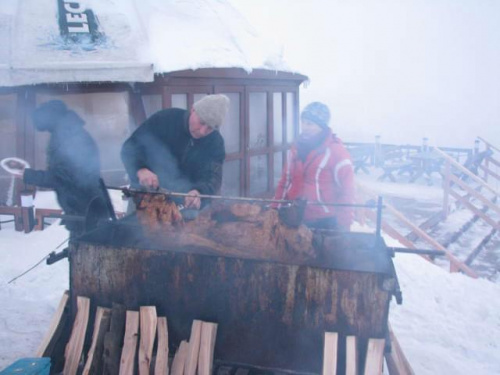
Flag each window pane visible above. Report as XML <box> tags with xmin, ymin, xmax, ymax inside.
<box><xmin>219</xmin><ymin>92</ymin><xmax>240</xmax><ymax>154</ymax></box>
<box><xmin>171</xmin><ymin>94</ymin><xmax>187</xmax><ymax>110</ymax></box>
<box><xmin>35</xmin><ymin>92</ymin><xmax>133</xmax><ymax>185</ymax></box>
<box><xmin>221</xmin><ymin>159</ymin><xmax>240</xmax><ymax>196</ymax></box>
<box><xmin>273</xmin><ymin>151</ymin><xmax>283</xmax><ymax>189</ymax></box>
<box><xmin>142</xmin><ymin>94</ymin><xmax>162</xmax><ymax>117</ymax></box>
<box><xmin>249</xmin><ymin>154</ymin><xmax>268</xmax><ymax>195</ymax></box>
<box><xmin>249</xmin><ymin>92</ymin><xmax>267</xmax><ymax>149</ymax></box>
<box><xmin>273</xmin><ymin>92</ymin><xmax>283</xmax><ymax>145</ymax></box>
<box><xmin>193</xmin><ymin>93</ymin><xmax>207</xmax><ymax>104</ymax></box>
<box><xmin>286</xmin><ymin>92</ymin><xmax>295</xmax><ymax>143</ymax></box>
<box><xmin>0</xmin><ymin>94</ymin><xmax>17</xmax><ymax>205</ymax></box>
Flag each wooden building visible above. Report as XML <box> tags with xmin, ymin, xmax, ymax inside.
<box><xmin>0</xmin><ymin>0</ymin><xmax>307</xmax><ymax>204</ymax></box>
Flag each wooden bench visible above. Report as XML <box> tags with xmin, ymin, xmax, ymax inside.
<box><xmin>0</xmin><ymin>206</ymin><xmax>25</xmax><ymax>231</ymax></box>
<box><xmin>34</xmin><ymin>208</ymin><xmax>64</xmax><ymax>231</ymax></box>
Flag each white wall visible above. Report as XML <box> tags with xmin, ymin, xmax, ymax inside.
<box><xmin>229</xmin><ymin>0</ymin><xmax>500</xmax><ymax>148</ymax></box>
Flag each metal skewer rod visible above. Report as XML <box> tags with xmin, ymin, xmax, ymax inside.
<box><xmin>108</xmin><ymin>186</ymin><xmax>379</xmax><ymax>208</ymax></box>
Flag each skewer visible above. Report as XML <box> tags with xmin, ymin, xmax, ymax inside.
<box><xmin>107</xmin><ymin>186</ymin><xmax>378</xmax><ymax>209</ymax></box>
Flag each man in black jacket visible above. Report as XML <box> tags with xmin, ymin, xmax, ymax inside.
<box><xmin>20</xmin><ymin>100</ymin><xmax>109</xmax><ymax>236</ymax></box>
<box><xmin>121</xmin><ymin>94</ymin><xmax>229</xmax><ymax>209</ymax></box>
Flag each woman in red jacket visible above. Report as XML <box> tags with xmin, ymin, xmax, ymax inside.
<box><xmin>274</xmin><ymin>102</ymin><xmax>355</xmax><ymax>231</ymax></box>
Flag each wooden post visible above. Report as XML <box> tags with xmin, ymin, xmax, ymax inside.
<box><xmin>119</xmin><ymin>311</ymin><xmax>139</xmax><ymax>375</ymax></box>
<box><xmin>170</xmin><ymin>341</ymin><xmax>189</xmax><ymax>375</ymax></box>
<box><xmin>198</xmin><ymin>322</ymin><xmax>218</xmax><ymax>375</ymax></box>
<box><xmin>484</xmin><ymin>146</ymin><xmax>490</xmax><ymax>182</ymax></box>
<box><xmin>385</xmin><ymin>324</ymin><xmax>415</xmax><ymax>375</ymax></box>
<box><xmin>322</xmin><ymin>332</ymin><xmax>338</xmax><ymax>375</ymax></box>
<box><xmin>83</xmin><ymin>307</ymin><xmax>111</xmax><ymax>375</ymax></box>
<box><xmin>103</xmin><ymin>304</ymin><xmax>127</xmax><ymax>375</ymax></box>
<box><xmin>363</xmin><ymin>339</ymin><xmax>385</xmax><ymax>375</ymax></box>
<box><xmin>63</xmin><ymin>296</ymin><xmax>90</xmax><ymax>375</ymax></box>
<box><xmin>345</xmin><ymin>336</ymin><xmax>358</xmax><ymax>375</ymax></box>
<box><xmin>442</xmin><ymin>159</ymin><xmax>451</xmax><ymax>219</ymax></box>
<box><xmin>36</xmin><ymin>290</ymin><xmax>69</xmax><ymax>357</ymax></box>
<box><xmin>138</xmin><ymin>306</ymin><xmax>158</xmax><ymax>375</ymax></box>
<box><xmin>184</xmin><ymin>320</ymin><xmax>203</xmax><ymax>375</ymax></box>
<box><xmin>154</xmin><ymin>317</ymin><xmax>169</xmax><ymax>375</ymax></box>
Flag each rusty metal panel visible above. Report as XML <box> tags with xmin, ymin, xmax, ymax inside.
<box><xmin>70</xmin><ymin>225</ymin><xmax>394</xmax><ymax>373</ymax></box>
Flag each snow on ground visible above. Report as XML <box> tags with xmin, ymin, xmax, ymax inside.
<box><xmin>0</xmin><ymin>219</ymin><xmax>69</xmax><ymax>367</ymax></box>
<box><xmin>1</xmin><ymin>201</ymin><xmax>500</xmax><ymax>373</ymax></box>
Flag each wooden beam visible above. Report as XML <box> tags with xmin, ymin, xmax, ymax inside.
<box><xmin>435</xmin><ymin>147</ymin><xmax>499</xmax><ymax>196</ymax></box>
<box><xmin>385</xmin><ymin>203</ymin><xmax>478</xmax><ymax>278</ymax></box>
<box><xmin>363</xmin><ymin>338</ymin><xmax>385</xmax><ymax>375</ymax></box>
<box><xmin>449</xmin><ymin>190</ymin><xmax>500</xmax><ymax>230</ymax></box>
<box><xmin>139</xmin><ymin>306</ymin><xmax>158</xmax><ymax>375</ymax></box>
<box><xmin>345</xmin><ymin>336</ymin><xmax>358</xmax><ymax>375</ymax></box>
<box><xmin>364</xmin><ymin>209</ymin><xmax>417</xmax><ymax>249</ymax></box>
<box><xmin>35</xmin><ymin>290</ymin><xmax>69</xmax><ymax>357</ymax></box>
<box><xmin>385</xmin><ymin>325</ymin><xmax>415</xmax><ymax>375</ymax></box>
<box><xmin>465</xmin><ymin>227</ymin><xmax>497</xmax><ymax>266</ymax></box>
<box><xmin>170</xmin><ymin>341</ymin><xmax>189</xmax><ymax>375</ymax></box>
<box><xmin>103</xmin><ymin>303</ymin><xmax>127</xmax><ymax>375</ymax></box>
<box><xmin>63</xmin><ymin>296</ymin><xmax>90</xmax><ymax>375</ymax></box>
<box><xmin>198</xmin><ymin>322</ymin><xmax>218</xmax><ymax>375</ymax></box>
<box><xmin>154</xmin><ymin>317</ymin><xmax>169</xmax><ymax>375</ymax></box>
<box><xmin>322</xmin><ymin>332</ymin><xmax>338</xmax><ymax>375</ymax></box>
<box><xmin>477</xmin><ymin>136</ymin><xmax>500</xmax><ymax>153</ymax></box>
<box><xmin>184</xmin><ymin>320</ymin><xmax>203</xmax><ymax>375</ymax></box>
<box><xmin>83</xmin><ymin>307</ymin><xmax>111</xmax><ymax>375</ymax></box>
<box><xmin>449</xmin><ymin>174</ymin><xmax>500</xmax><ymax>216</ymax></box>
<box><xmin>479</xmin><ymin>164</ymin><xmax>500</xmax><ymax>180</ymax></box>
<box><xmin>119</xmin><ymin>311</ymin><xmax>140</xmax><ymax>375</ymax></box>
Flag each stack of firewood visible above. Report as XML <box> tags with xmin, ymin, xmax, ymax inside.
<box><xmin>36</xmin><ymin>293</ymin><xmax>217</xmax><ymax>375</ymax></box>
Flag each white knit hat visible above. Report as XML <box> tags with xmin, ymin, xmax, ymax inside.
<box><xmin>192</xmin><ymin>94</ymin><xmax>230</xmax><ymax>130</ymax></box>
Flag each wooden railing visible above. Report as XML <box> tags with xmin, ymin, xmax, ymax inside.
<box><xmin>477</xmin><ymin>137</ymin><xmax>500</xmax><ymax>184</ymax></box>
<box><xmin>356</xmin><ymin>184</ymin><xmax>478</xmax><ymax>278</ymax></box>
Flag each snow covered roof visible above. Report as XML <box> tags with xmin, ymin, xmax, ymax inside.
<box><xmin>0</xmin><ymin>0</ymin><xmax>290</xmax><ymax>87</ymax></box>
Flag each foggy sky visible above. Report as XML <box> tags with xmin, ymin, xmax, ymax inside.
<box><xmin>229</xmin><ymin>0</ymin><xmax>500</xmax><ymax>149</ymax></box>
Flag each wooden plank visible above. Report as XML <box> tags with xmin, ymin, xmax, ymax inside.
<box><xmin>184</xmin><ymin>320</ymin><xmax>203</xmax><ymax>375</ymax></box>
<box><xmin>434</xmin><ymin>147</ymin><xmax>499</xmax><ymax>196</ymax></box>
<box><xmin>171</xmin><ymin>341</ymin><xmax>189</xmax><ymax>375</ymax></box>
<box><xmin>465</xmin><ymin>227</ymin><xmax>497</xmax><ymax>266</ymax></box>
<box><xmin>119</xmin><ymin>311</ymin><xmax>140</xmax><ymax>375</ymax></box>
<box><xmin>82</xmin><ymin>307</ymin><xmax>111</xmax><ymax>375</ymax></box>
<box><xmin>385</xmin><ymin>324</ymin><xmax>415</xmax><ymax>375</ymax></box>
<box><xmin>477</xmin><ymin>136</ymin><xmax>500</xmax><ymax>153</ymax></box>
<box><xmin>385</xmin><ymin>203</ymin><xmax>478</xmax><ymax>278</ymax></box>
<box><xmin>322</xmin><ymin>332</ymin><xmax>338</xmax><ymax>375</ymax></box>
<box><xmin>449</xmin><ymin>189</ymin><xmax>500</xmax><ymax>230</ymax></box>
<box><xmin>363</xmin><ymin>338</ymin><xmax>385</xmax><ymax>375</ymax></box>
<box><xmin>198</xmin><ymin>322</ymin><xmax>218</xmax><ymax>375</ymax></box>
<box><xmin>479</xmin><ymin>163</ymin><xmax>500</xmax><ymax>181</ymax></box>
<box><xmin>63</xmin><ymin>296</ymin><xmax>90</xmax><ymax>375</ymax></box>
<box><xmin>35</xmin><ymin>290</ymin><xmax>69</xmax><ymax>357</ymax></box>
<box><xmin>449</xmin><ymin>174</ymin><xmax>500</xmax><ymax>216</ymax></box>
<box><xmin>154</xmin><ymin>317</ymin><xmax>169</xmax><ymax>375</ymax></box>
<box><xmin>138</xmin><ymin>306</ymin><xmax>158</xmax><ymax>375</ymax></box>
<box><xmin>364</xmin><ymin>209</ymin><xmax>417</xmax><ymax>249</ymax></box>
<box><xmin>103</xmin><ymin>303</ymin><xmax>127</xmax><ymax>375</ymax></box>
<box><xmin>345</xmin><ymin>336</ymin><xmax>358</xmax><ymax>375</ymax></box>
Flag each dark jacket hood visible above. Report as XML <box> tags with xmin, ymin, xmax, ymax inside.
<box><xmin>32</xmin><ymin>100</ymin><xmax>85</xmax><ymax>132</ymax></box>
